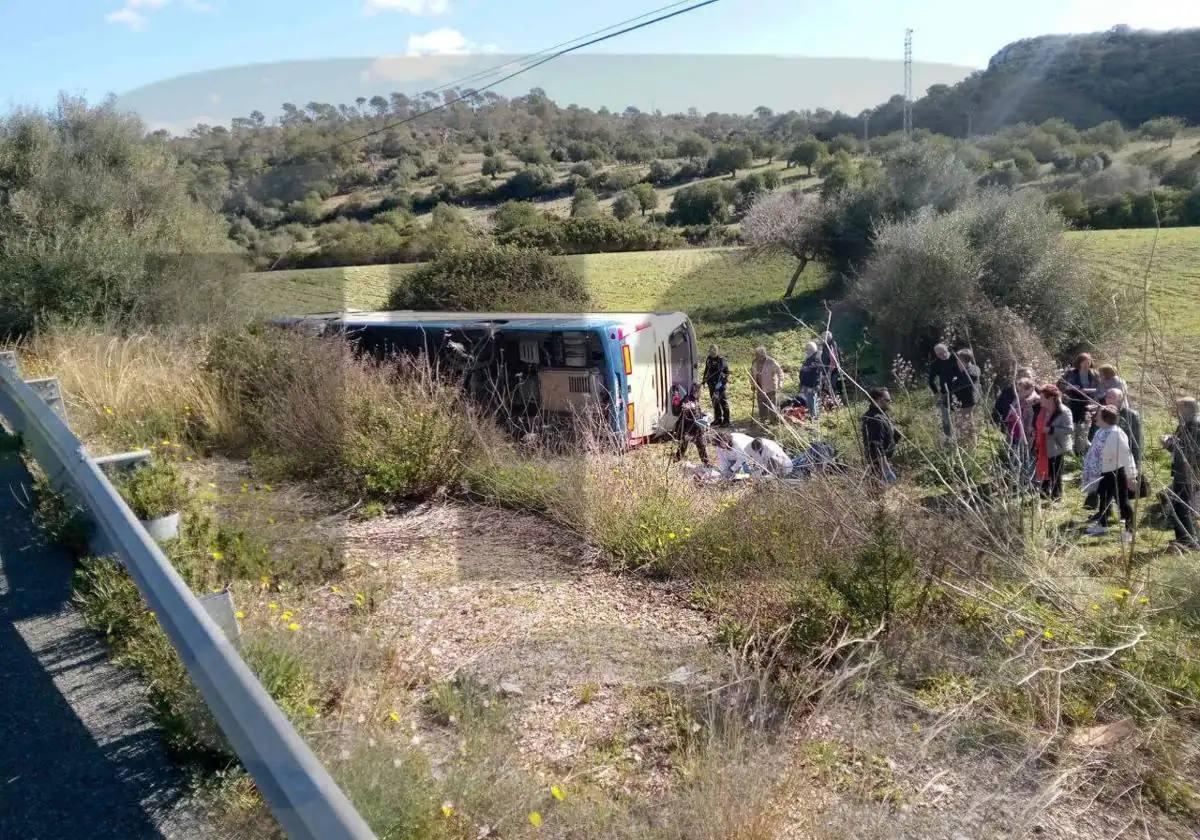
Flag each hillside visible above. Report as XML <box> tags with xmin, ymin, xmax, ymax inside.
<box><xmin>869</xmin><ymin>26</ymin><xmax>1200</xmax><ymax>136</ymax></box>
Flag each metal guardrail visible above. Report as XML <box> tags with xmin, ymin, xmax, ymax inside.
<box><xmin>0</xmin><ymin>353</ymin><xmax>375</xmax><ymax>840</ymax></box>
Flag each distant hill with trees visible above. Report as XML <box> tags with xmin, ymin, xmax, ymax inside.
<box><xmin>867</xmin><ymin>26</ymin><xmax>1200</xmax><ymax>137</ymax></box>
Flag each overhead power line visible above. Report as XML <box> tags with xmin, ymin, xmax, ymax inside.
<box><xmin>250</xmin><ymin>0</ymin><xmax>722</xmax><ymax>175</ymax></box>
<box><xmin>423</xmin><ymin>0</ymin><xmax>701</xmax><ymax>97</ymax></box>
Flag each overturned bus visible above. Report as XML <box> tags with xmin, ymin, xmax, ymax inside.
<box><xmin>283</xmin><ymin>310</ymin><xmax>699</xmax><ymax>445</ymax></box>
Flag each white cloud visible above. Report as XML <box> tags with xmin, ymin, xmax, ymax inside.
<box><xmin>406</xmin><ymin>27</ymin><xmax>474</xmax><ymax>55</ymax></box>
<box><xmin>105</xmin><ymin>0</ymin><xmax>211</xmax><ymax>30</ymax></box>
<box><xmin>365</xmin><ymin>0</ymin><xmax>449</xmax><ymax>16</ymax></box>
<box><xmin>106</xmin><ymin>7</ymin><xmax>148</xmax><ymax>28</ymax></box>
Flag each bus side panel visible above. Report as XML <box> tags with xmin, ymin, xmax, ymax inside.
<box><xmin>625</xmin><ymin>329</ymin><xmax>663</xmax><ymax>440</ymax></box>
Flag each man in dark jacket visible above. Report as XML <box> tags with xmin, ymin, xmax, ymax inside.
<box><xmin>673</xmin><ymin>384</ymin><xmax>711</xmax><ymax>466</ymax></box>
<box><xmin>702</xmin><ymin>344</ymin><xmax>730</xmax><ymax>427</ymax></box>
<box><xmin>928</xmin><ymin>343</ymin><xmax>966</xmax><ymax>439</ymax></box>
<box><xmin>1164</xmin><ymin>396</ymin><xmax>1200</xmax><ymax>550</ymax></box>
<box><xmin>862</xmin><ymin>387</ymin><xmax>897</xmax><ymax>482</ymax></box>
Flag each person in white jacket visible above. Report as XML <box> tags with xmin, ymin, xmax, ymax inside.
<box><xmin>749</xmin><ymin>437</ymin><xmax>793</xmax><ymax>477</ymax></box>
<box><xmin>713</xmin><ymin>431</ymin><xmax>755</xmax><ymax>476</ymax></box>
<box><xmin>1082</xmin><ymin>405</ymin><xmax>1139</xmax><ymax>542</ymax></box>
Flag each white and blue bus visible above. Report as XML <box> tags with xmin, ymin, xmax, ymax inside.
<box><xmin>284</xmin><ymin>310</ymin><xmax>699</xmax><ymax>445</ymax></box>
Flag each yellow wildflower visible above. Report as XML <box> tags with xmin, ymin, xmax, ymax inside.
<box><xmin>1014</xmin><ymin>629</ymin><xmax>1025</xmax><ymax>638</ymax></box>
<box><xmin>234</xmin><ymin>610</ymin><xmax>245</xmax><ymax>619</ymax></box>
<box><xmin>441</xmin><ymin>802</ymin><xmax>454</xmax><ymax>818</ymax></box>
<box><xmin>331</xmin><ymin>585</ymin><xmax>342</xmax><ymax>594</ymax></box>
<box><xmin>551</xmin><ymin>784</ymin><xmax>566</xmax><ymax>801</ymax></box>
<box><xmin>210</xmin><ymin>550</ymin><xmax>224</xmax><ymax>561</ymax></box>
<box><xmin>103</xmin><ymin>405</ymin><xmax>114</xmax><ymax>415</ymax></box>
<box><xmin>288</xmin><ymin>622</ymin><xmax>300</xmax><ymax>631</ymax></box>
<box><xmin>1042</xmin><ymin>629</ymin><xmax>1054</xmax><ymax>640</ymax></box>
<box><xmin>528</xmin><ymin>811</ymin><xmax>543</xmax><ymax>828</ymax></box>
<box><xmin>388</xmin><ymin>710</ymin><xmax>400</xmax><ymax>723</ymax></box>
<box><xmin>268</xmin><ymin>602</ymin><xmax>279</xmax><ymax>611</ymax></box>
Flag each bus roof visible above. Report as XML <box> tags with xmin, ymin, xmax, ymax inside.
<box><xmin>324</xmin><ymin>310</ymin><xmax>688</xmax><ymax>332</ymax></box>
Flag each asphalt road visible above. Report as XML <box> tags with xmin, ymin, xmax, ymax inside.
<box><xmin>0</xmin><ymin>449</ymin><xmax>213</xmax><ymax>840</ymax></box>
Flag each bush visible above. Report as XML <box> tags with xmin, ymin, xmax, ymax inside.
<box><xmin>856</xmin><ymin>189</ymin><xmax>1125</xmax><ymax>366</ymax></box>
<box><xmin>498</xmin><ymin>216</ymin><xmax>683</xmax><ymax>254</ymax></box>
<box><xmin>570</xmin><ymin>187</ymin><xmax>601</xmax><ymax>218</ymax></box>
<box><xmin>668</xmin><ymin>182</ymin><xmax>734</xmax><ymax>225</ymax></box>
<box><xmin>500</xmin><ymin>165</ymin><xmax>558</xmax><ymax>200</ymax></box>
<box><xmin>206</xmin><ymin>328</ymin><xmax>486</xmax><ymax>501</ymax></box>
<box><xmin>0</xmin><ymin>98</ymin><xmax>239</xmax><ymax>335</ymax></box>
<box><xmin>388</xmin><ymin>242</ymin><xmax>590</xmax><ymax>312</ymax></box>
<box><xmin>707</xmin><ymin>143</ymin><xmax>753</xmax><ymax>177</ymax></box>
<box><xmin>490</xmin><ymin>200</ymin><xmax>543</xmax><ymax>234</ymax></box>
<box><xmin>611</xmin><ymin>191</ymin><xmax>638</xmax><ymax>220</ymax></box>
<box><xmin>116</xmin><ymin>460</ymin><xmax>188</xmax><ymax>520</ymax></box>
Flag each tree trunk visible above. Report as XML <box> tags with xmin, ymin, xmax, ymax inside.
<box><xmin>783</xmin><ymin>257</ymin><xmax>809</xmax><ymax>297</ymax></box>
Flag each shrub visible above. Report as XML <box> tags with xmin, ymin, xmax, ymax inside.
<box><xmin>856</xmin><ymin>189</ymin><xmax>1125</xmax><ymax>365</ymax></box>
<box><xmin>497</xmin><ymin>216</ymin><xmax>683</xmax><ymax>254</ymax></box>
<box><xmin>500</xmin><ymin>165</ymin><xmax>558</xmax><ymax>200</ymax></box>
<box><xmin>668</xmin><ymin>182</ymin><xmax>734</xmax><ymax>225</ymax></box>
<box><xmin>116</xmin><ymin>460</ymin><xmax>188</xmax><ymax>520</ymax></box>
<box><xmin>611</xmin><ymin>191</ymin><xmax>639</xmax><ymax>220</ymax></box>
<box><xmin>490</xmin><ymin>200</ymin><xmax>543</xmax><ymax>234</ymax></box>
<box><xmin>0</xmin><ymin>98</ymin><xmax>239</xmax><ymax>335</ymax></box>
<box><xmin>206</xmin><ymin>327</ymin><xmax>487</xmax><ymax>501</ymax></box>
<box><xmin>570</xmin><ymin>187</ymin><xmax>600</xmax><ymax>218</ymax></box>
<box><xmin>388</xmin><ymin>242</ymin><xmax>589</xmax><ymax>312</ymax></box>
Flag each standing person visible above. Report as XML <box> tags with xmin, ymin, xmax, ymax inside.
<box><xmin>702</xmin><ymin>345</ymin><xmax>731</xmax><ymax>427</ymax></box>
<box><xmin>1003</xmin><ymin>378</ymin><xmax>1037</xmax><ymax>476</ymax></box>
<box><xmin>1163</xmin><ymin>396</ymin><xmax>1200</xmax><ymax>550</ymax></box>
<box><xmin>712</xmin><ymin>431</ymin><xmax>755</xmax><ymax>477</ymax></box>
<box><xmin>954</xmin><ymin>349</ymin><xmax>982</xmax><ymax>439</ymax></box>
<box><xmin>820</xmin><ymin>330</ymin><xmax>842</xmax><ymax>399</ymax></box>
<box><xmin>993</xmin><ymin>365</ymin><xmax>1034</xmax><ymax>427</ymax></box>
<box><xmin>928</xmin><ymin>343</ymin><xmax>967</xmax><ymax>439</ymax></box>
<box><xmin>1082</xmin><ymin>405</ymin><xmax>1139</xmax><ymax>542</ymax></box>
<box><xmin>861</xmin><ymin>387</ymin><xmax>897</xmax><ymax>482</ymax></box>
<box><xmin>1060</xmin><ymin>353</ymin><xmax>1100</xmax><ymax>456</ymax></box>
<box><xmin>1105</xmin><ymin>388</ymin><xmax>1143</xmax><ymax>471</ymax></box>
<box><xmin>799</xmin><ymin>341</ymin><xmax>823</xmax><ymax>422</ymax></box>
<box><xmin>1095</xmin><ymin>364</ymin><xmax>1130</xmax><ymax>408</ymax></box>
<box><xmin>750</xmin><ymin>346</ymin><xmax>784</xmax><ymax>424</ymax></box>
<box><xmin>672</xmin><ymin>384</ymin><xmax>711</xmax><ymax>466</ymax></box>
<box><xmin>1032</xmin><ymin>384</ymin><xmax>1073</xmax><ymax>500</ymax></box>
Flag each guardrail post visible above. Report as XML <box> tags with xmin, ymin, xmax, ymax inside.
<box><xmin>94</xmin><ymin>450</ymin><xmax>153</xmax><ymax>475</ymax></box>
<box><xmin>25</xmin><ymin>377</ymin><xmax>68</xmax><ymax>424</ymax></box>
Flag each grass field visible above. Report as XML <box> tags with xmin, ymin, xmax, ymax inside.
<box><xmin>1065</xmin><ymin>226</ymin><xmax>1200</xmax><ymax>391</ymax></box>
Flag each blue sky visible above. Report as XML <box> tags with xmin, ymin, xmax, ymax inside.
<box><xmin>4</xmin><ymin>0</ymin><xmax>1200</xmax><ymax>112</ymax></box>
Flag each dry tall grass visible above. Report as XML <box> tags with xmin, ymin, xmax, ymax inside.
<box><xmin>15</xmin><ymin>328</ymin><xmax>232</xmax><ymax>452</ymax></box>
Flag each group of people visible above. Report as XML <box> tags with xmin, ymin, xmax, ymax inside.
<box><xmin>988</xmin><ymin>351</ymin><xmax>1200</xmax><ymax>548</ymax></box>
<box><xmin>683</xmin><ymin>336</ymin><xmax>1200</xmax><ymax>551</ymax></box>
